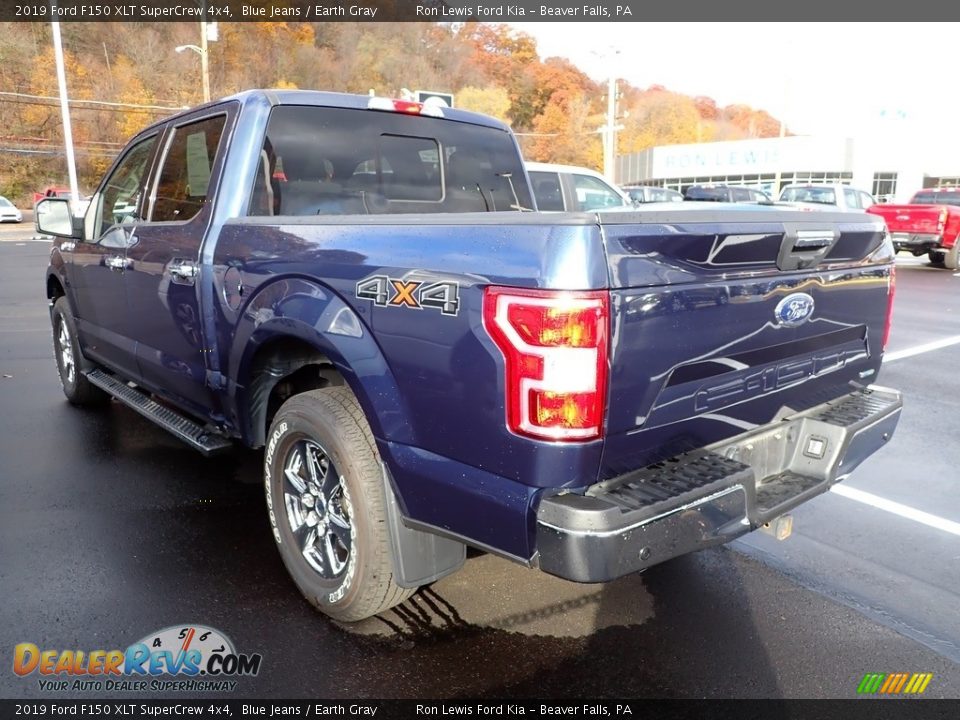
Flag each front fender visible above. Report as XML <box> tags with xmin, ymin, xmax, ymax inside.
<box><xmin>45</xmin><ymin>247</ymin><xmax>68</xmax><ymax>302</ymax></box>
<box><xmin>228</xmin><ymin>276</ymin><xmax>413</xmax><ymax>447</ymax></box>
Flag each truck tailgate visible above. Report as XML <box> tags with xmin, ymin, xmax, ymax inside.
<box><xmin>868</xmin><ymin>203</ymin><xmax>943</xmax><ymax>235</ymax></box>
<box><xmin>596</xmin><ymin>208</ymin><xmax>893</xmax><ymax>480</ymax></box>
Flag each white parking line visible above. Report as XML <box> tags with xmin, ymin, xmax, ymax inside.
<box><xmin>831</xmin><ymin>485</ymin><xmax>960</xmax><ymax>537</ymax></box>
<box><xmin>883</xmin><ymin>335</ymin><xmax>960</xmax><ymax>363</ymax></box>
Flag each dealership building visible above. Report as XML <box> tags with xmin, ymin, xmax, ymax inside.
<box><xmin>615</xmin><ymin>135</ymin><xmax>960</xmax><ymax>202</ymax></box>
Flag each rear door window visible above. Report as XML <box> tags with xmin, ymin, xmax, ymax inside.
<box><xmin>151</xmin><ymin>115</ymin><xmax>227</xmax><ymax>223</ymax></box>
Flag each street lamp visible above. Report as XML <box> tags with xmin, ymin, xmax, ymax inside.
<box><xmin>175</xmin><ymin>35</ymin><xmax>210</xmax><ymax>104</ymax></box>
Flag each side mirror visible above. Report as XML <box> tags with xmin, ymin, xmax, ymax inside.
<box><xmin>35</xmin><ymin>198</ymin><xmax>83</xmax><ymax>239</ymax></box>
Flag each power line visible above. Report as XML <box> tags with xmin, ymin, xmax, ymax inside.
<box><xmin>0</xmin><ymin>91</ymin><xmax>184</xmax><ymax>114</ymax></box>
<box><xmin>0</xmin><ymin>146</ymin><xmax>118</xmax><ymax>158</ymax></box>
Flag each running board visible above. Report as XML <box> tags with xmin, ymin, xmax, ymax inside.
<box><xmin>85</xmin><ymin>369</ymin><xmax>233</xmax><ymax>455</ymax></box>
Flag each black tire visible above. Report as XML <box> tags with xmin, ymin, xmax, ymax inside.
<box><xmin>51</xmin><ymin>297</ymin><xmax>109</xmax><ymax>406</ymax></box>
<box><xmin>264</xmin><ymin>386</ymin><xmax>414</xmax><ymax>622</ymax></box>
<box><xmin>929</xmin><ymin>250</ymin><xmax>946</xmax><ymax>267</ymax></box>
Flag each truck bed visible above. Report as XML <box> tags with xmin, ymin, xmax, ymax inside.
<box><xmin>217</xmin><ymin>206</ymin><xmax>894</xmax><ymax>561</ymax></box>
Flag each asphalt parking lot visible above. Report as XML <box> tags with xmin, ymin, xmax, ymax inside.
<box><xmin>1</xmin><ymin>234</ymin><xmax>958</xmax><ymax>700</ymax></box>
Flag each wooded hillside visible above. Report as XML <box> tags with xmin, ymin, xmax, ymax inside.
<box><xmin>0</xmin><ymin>22</ymin><xmax>783</xmax><ymax>203</ymax></box>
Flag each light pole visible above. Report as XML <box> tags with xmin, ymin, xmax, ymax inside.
<box><xmin>175</xmin><ymin>26</ymin><xmax>210</xmax><ymax>104</ymax></box>
<box><xmin>592</xmin><ymin>48</ymin><xmax>623</xmax><ymax>183</ymax></box>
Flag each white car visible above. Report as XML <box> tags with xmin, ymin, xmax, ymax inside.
<box><xmin>624</xmin><ymin>185</ymin><xmax>684</xmax><ymax>204</ymax></box>
<box><xmin>526</xmin><ymin>162</ymin><xmax>631</xmax><ymax>212</ymax></box>
<box><xmin>0</xmin><ymin>196</ymin><xmax>22</xmax><ymax>223</ymax></box>
<box><xmin>778</xmin><ymin>184</ymin><xmax>876</xmax><ymax>212</ymax></box>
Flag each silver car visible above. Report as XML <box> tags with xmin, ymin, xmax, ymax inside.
<box><xmin>0</xmin><ymin>196</ymin><xmax>22</xmax><ymax>223</ymax></box>
<box><xmin>778</xmin><ymin>184</ymin><xmax>876</xmax><ymax>212</ymax></box>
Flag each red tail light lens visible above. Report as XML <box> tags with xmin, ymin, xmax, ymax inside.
<box><xmin>483</xmin><ymin>287</ymin><xmax>609</xmax><ymax>441</ymax></box>
<box><xmin>882</xmin><ymin>266</ymin><xmax>896</xmax><ymax>351</ymax></box>
<box><xmin>366</xmin><ymin>97</ymin><xmax>445</xmax><ymax>118</ymax></box>
<box><xmin>939</xmin><ymin>208</ymin><xmax>949</xmax><ymax>234</ymax></box>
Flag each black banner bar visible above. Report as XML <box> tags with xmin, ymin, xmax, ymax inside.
<box><xmin>0</xmin><ymin>0</ymin><xmax>956</xmax><ymax>22</ymax></box>
<box><xmin>1</xmin><ymin>700</ymin><xmax>960</xmax><ymax>720</ymax></box>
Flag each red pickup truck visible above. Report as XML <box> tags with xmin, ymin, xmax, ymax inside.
<box><xmin>867</xmin><ymin>188</ymin><xmax>960</xmax><ymax>269</ymax></box>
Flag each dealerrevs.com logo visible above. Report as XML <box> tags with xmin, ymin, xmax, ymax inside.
<box><xmin>13</xmin><ymin>624</ymin><xmax>262</xmax><ymax>692</ymax></box>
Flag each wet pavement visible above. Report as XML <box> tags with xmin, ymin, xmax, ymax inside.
<box><xmin>1</xmin><ymin>242</ymin><xmax>958</xmax><ymax>699</ymax></box>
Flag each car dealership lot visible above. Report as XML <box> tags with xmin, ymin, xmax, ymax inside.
<box><xmin>0</xmin><ymin>241</ymin><xmax>957</xmax><ymax>699</ymax></box>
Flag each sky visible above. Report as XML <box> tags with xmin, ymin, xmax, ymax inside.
<box><xmin>511</xmin><ymin>22</ymin><xmax>952</xmax><ymax>141</ymax></box>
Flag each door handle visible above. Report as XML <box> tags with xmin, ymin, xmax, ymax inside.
<box><xmin>105</xmin><ymin>256</ymin><xmax>130</xmax><ymax>272</ymax></box>
<box><xmin>61</xmin><ymin>241</ymin><xmax>76</xmax><ymax>252</ymax></box>
<box><xmin>169</xmin><ymin>260</ymin><xmax>199</xmax><ymax>283</ymax></box>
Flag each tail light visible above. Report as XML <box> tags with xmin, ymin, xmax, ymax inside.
<box><xmin>483</xmin><ymin>287</ymin><xmax>609</xmax><ymax>442</ymax></box>
<box><xmin>367</xmin><ymin>96</ymin><xmax>444</xmax><ymax>118</ymax></box>
<box><xmin>938</xmin><ymin>208</ymin><xmax>948</xmax><ymax>235</ymax></box>
<box><xmin>882</xmin><ymin>266</ymin><xmax>896</xmax><ymax>351</ymax></box>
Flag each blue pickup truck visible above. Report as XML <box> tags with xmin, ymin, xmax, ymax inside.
<box><xmin>36</xmin><ymin>90</ymin><xmax>902</xmax><ymax>622</ymax></box>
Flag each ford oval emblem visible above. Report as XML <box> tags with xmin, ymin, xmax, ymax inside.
<box><xmin>775</xmin><ymin>293</ymin><xmax>815</xmax><ymax>327</ymax></box>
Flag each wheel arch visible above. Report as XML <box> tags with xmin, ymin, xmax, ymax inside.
<box><xmin>229</xmin><ymin>277</ymin><xmax>413</xmax><ymax>449</ymax></box>
<box><xmin>47</xmin><ymin>273</ymin><xmax>66</xmax><ymax>301</ymax></box>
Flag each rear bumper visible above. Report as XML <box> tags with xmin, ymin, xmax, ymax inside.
<box><xmin>891</xmin><ymin>232</ymin><xmax>941</xmax><ymax>253</ymax></box>
<box><xmin>535</xmin><ymin>385</ymin><xmax>902</xmax><ymax>582</ymax></box>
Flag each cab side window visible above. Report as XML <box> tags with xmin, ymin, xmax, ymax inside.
<box><xmin>529</xmin><ymin>171</ymin><xmax>564</xmax><ymax>211</ymax></box>
<box><xmin>572</xmin><ymin>174</ymin><xmax>623</xmax><ymax>211</ymax></box>
<box><xmin>843</xmin><ymin>187</ymin><xmax>859</xmax><ymax>209</ymax></box>
<box><xmin>151</xmin><ymin>115</ymin><xmax>226</xmax><ymax>223</ymax></box>
<box><xmin>95</xmin><ymin>135</ymin><xmax>156</xmax><ymax>239</ymax></box>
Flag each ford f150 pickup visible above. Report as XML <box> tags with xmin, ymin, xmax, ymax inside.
<box><xmin>867</xmin><ymin>188</ymin><xmax>960</xmax><ymax>269</ymax></box>
<box><xmin>36</xmin><ymin>90</ymin><xmax>902</xmax><ymax>622</ymax></box>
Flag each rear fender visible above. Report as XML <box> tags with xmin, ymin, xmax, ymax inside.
<box><xmin>229</xmin><ymin>277</ymin><xmax>412</xmax><ymax>447</ymax></box>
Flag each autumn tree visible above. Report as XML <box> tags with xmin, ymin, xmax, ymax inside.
<box><xmin>455</xmin><ymin>86</ymin><xmax>511</xmax><ymax>123</ymax></box>
<box><xmin>0</xmin><ymin>21</ymin><xmax>787</xmax><ymax>203</ymax></box>
<box><xmin>619</xmin><ymin>90</ymin><xmax>704</xmax><ymax>153</ymax></box>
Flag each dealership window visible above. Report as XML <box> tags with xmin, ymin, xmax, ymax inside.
<box><xmin>656</xmin><ymin>173</ymin><xmax>779</xmax><ymax>195</ymax></box>
<box><xmin>872</xmin><ymin>172</ymin><xmax>897</xmax><ymax>200</ymax></box>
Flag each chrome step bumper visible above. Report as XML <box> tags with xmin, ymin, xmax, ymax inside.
<box><xmin>535</xmin><ymin>385</ymin><xmax>902</xmax><ymax>582</ymax></box>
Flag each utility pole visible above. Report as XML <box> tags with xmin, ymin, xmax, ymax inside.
<box><xmin>175</xmin><ymin>17</ymin><xmax>216</xmax><ymax>104</ymax></box>
<box><xmin>50</xmin><ymin>17</ymin><xmax>80</xmax><ymax>208</ymax></box>
<box><xmin>604</xmin><ymin>74</ymin><xmax>617</xmax><ymax>182</ymax></box>
<box><xmin>200</xmin><ymin>13</ymin><xmax>210</xmax><ymax>104</ymax></box>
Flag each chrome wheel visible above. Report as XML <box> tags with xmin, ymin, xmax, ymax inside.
<box><xmin>282</xmin><ymin>439</ymin><xmax>352</xmax><ymax>579</ymax></box>
<box><xmin>57</xmin><ymin>317</ymin><xmax>75</xmax><ymax>385</ymax></box>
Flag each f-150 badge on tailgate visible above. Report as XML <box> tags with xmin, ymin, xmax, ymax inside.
<box><xmin>356</xmin><ymin>275</ymin><xmax>460</xmax><ymax>316</ymax></box>
<box><xmin>774</xmin><ymin>292</ymin><xmax>815</xmax><ymax>327</ymax></box>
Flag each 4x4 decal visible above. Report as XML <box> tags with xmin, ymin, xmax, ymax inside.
<box><xmin>356</xmin><ymin>275</ymin><xmax>460</xmax><ymax>316</ymax></box>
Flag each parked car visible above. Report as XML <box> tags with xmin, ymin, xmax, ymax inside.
<box><xmin>623</xmin><ymin>185</ymin><xmax>683</xmax><ymax>204</ymax></box>
<box><xmin>683</xmin><ymin>185</ymin><xmax>771</xmax><ymax>203</ymax></box>
<box><xmin>778</xmin><ymin>184</ymin><xmax>876</xmax><ymax>212</ymax></box>
<box><xmin>867</xmin><ymin>187</ymin><xmax>960</xmax><ymax>268</ymax></box>
<box><xmin>37</xmin><ymin>89</ymin><xmax>900</xmax><ymax>623</ymax></box>
<box><xmin>0</xmin><ymin>196</ymin><xmax>22</xmax><ymax>223</ymax></box>
<box><xmin>526</xmin><ymin>162</ymin><xmax>631</xmax><ymax>211</ymax></box>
